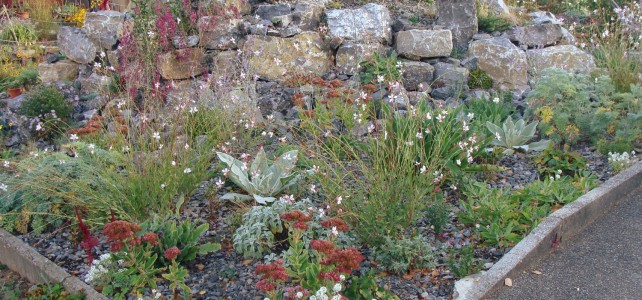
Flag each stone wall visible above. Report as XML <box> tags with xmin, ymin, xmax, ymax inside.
<box><xmin>36</xmin><ymin>1</ymin><xmax>596</xmax><ymax>127</ymax></box>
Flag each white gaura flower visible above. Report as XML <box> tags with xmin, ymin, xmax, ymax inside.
<box><xmin>70</xmin><ymin>134</ymin><xmax>79</xmax><ymax>141</ymax></box>
<box><xmin>184</xmin><ymin>168</ymin><xmax>192</xmax><ymax>174</ymax></box>
<box><xmin>153</xmin><ymin>132</ymin><xmax>161</xmax><ymax>140</ymax></box>
<box><xmin>215</xmin><ymin>177</ymin><xmax>224</xmax><ymax>188</ymax></box>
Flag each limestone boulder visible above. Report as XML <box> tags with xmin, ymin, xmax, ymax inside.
<box><xmin>211</xmin><ymin>51</ymin><xmax>242</xmax><ymax>77</ymax></box>
<box><xmin>431</xmin><ymin>62</ymin><xmax>469</xmax><ymax>99</ymax></box>
<box><xmin>166</xmin><ymin>80</ymin><xmax>216</xmax><ymax>108</ymax></box>
<box><xmin>256</xmin><ymin>3</ymin><xmax>293</xmax><ymax>26</ymax></box>
<box><xmin>245</xmin><ymin>32</ymin><xmax>332</xmax><ymax>82</ymax></box>
<box><xmin>396</xmin><ymin>29</ymin><xmax>453</xmax><ymax>59</ymax></box>
<box><xmin>38</xmin><ymin>60</ymin><xmax>78</xmax><ymax>83</ymax></box>
<box><xmin>468</xmin><ymin>37</ymin><xmax>529</xmax><ymax>90</ymax></box>
<box><xmin>173</xmin><ymin>35</ymin><xmax>199</xmax><ymax>49</ymax></box>
<box><xmin>220</xmin><ymin>0</ymin><xmax>252</xmax><ymax>15</ymax></box>
<box><xmin>326</xmin><ymin>3</ymin><xmax>392</xmax><ymax>44</ymax></box>
<box><xmin>84</xmin><ymin>10</ymin><xmax>125</xmax><ymax>49</ymax></box>
<box><xmin>436</xmin><ymin>0</ymin><xmax>477</xmax><ymax>50</ymax></box>
<box><xmin>57</xmin><ymin>26</ymin><xmax>97</xmax><ymax>64</ymax></box>
<box><xmin>198</xmin><ymin>16</ymin><xmax>243</xmax><ymax>50</ymax></box>
<box><xmin>479</xmin><ymin>0</ymin><xmax>511</xmax><ymax>16</ymax></box>
<box><xmin>508</xmin><ymin>24</ymin><xmax>564</xmax><ymax>48</ymax></box>
<box><xmin>158</xmin><ymin>48</ymin><xmax>206</xmax><ymax>80</ymax></box>
<box><xmin>255</xmin><ymin>2</ymin><xmax>324</xmax><ymax>31</ymax></box>
<box><xmin>527</xmin><ymin>45</ymin><xmax>596</xmax><ymax>74</ymax></box>
<box><xmin>335</xmin><ymin>42</ymin><xmax>388</xmax><ymax>75</ymax></box>
<box><xmin>529</xmin><ymin>11</ymin><xmax>562</xmax><ymax>25</ymax></box>
<box><xmin>80</xmin><ymin>73</ymin><xmax>111</xmax><ymax>94</ymax></box>
<box><xmin>401</xmin><ymin>61</ymin><xmax>434</xmax><ymax>91</ymax></box>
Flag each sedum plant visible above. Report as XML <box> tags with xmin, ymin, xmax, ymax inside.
<box><xmin>217</xmin><ymin>148</ymin><xmax>300</xmax><ymax>204</ymax></box>
<box><xmin>141</xmin><ymin>214</ymin><xmax>221</xmax><ymax>266</ymax></box>
<box><xmin>486</xmin><ymin>118</ymin><xmax>550</xmax><ymax>154</ymax></box>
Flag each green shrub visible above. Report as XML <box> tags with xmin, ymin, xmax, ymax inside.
<box><xmin>372</xmin><ymin>235</ymin><xmax>436</xmax><ymax>275</ymax></box>
<box><xmin>477</xmin><ymin>14</ymin><xmax>513</xmax><ymax>33</ymax></box>
<box><xmin>468</xmin><ymin>69</ymin><xmax>493</xmax><ymax>89</ymax></box>
<box><xmin>343</xmin><ymin>270</ymin><xmax>400</xmax><ymax>300</ymax></box>
<box><xmin>423</xmin><ymin>195</ymin><xmax>451</xmax><ymax>233</ymax></box>
<box><xmin>20</xmin><ymin>85</ymin><xmax>72</xmax><ymax>118</ymax></box>
<box><xmin>527</xmin><ymin>69</ymin><xmax>641</xmax><ymax>152</ymax></box>
<box><xmin>19</xmin><ymin>85</ymin><xmax>72</xmax><ymax>140</ymax></box>
<box><xmin>447</xmin><ymin>245</ymin><xmax>481</xmax><ymax>278</ymax></box>
<box><xmin>533</xmin><ymin>146</ymin><xmax>587</xmax><ymax>177</ymax></box>
<box><xmin>359</xmin><ymin>51</ymin><xmax>402</xmax><ymax>85</ymax></box>
<box><xmin>458</xmin><ymin>174</ymin><xmax>596</xmax><ymax>247</ymax></box>
<box><xmin>140</xmin><ymin>215</ymin><xmax>221</xmax><ymax>266</ymax></box>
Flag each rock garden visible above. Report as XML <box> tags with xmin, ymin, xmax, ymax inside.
<box><xmin>0</xmin><ymin>0</ymin><xmax>641</xmax><ymax>299</ymax></box>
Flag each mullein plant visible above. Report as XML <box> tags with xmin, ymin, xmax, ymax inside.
<box><xmin>486</xmin><ymin>118</ymin><xmax>550</xmax><ymax>155</ymax></box>
<box><xmin>216</xmin><ymin>148</ymin><xmax>301</xmax><ymax>204</ymax></box>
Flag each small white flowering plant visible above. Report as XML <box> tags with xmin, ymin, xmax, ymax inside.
<box><xmin>85</xmin><ymin>253</ymin><xmax>121</xmax><ymax>287</ymax></box>
<box><xmin>608</xmin><ymin>151</ymin><xmax>638</xmax><ymax>173</ymax></box>
<box><xmin>217</xmin><ymin>147</ymin><xmax>301</xmax><ymax>204</ymax></box>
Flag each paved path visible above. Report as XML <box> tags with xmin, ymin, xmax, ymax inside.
<box><xmin>487</xmin><ymin>188</ymin><xmax>642</xmax><ymax>300</ymax></box>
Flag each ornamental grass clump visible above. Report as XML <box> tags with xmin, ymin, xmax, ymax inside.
<box><xmin>308</xmin><ymin>100</ymin><xmax>485</xmax><ymax>247</ymax></box>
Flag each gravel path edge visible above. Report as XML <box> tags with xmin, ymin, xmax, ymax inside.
<box><xmin>0</xmin><ymin>228</ymin><xmax>107</xmax><ymax>300</ymax></box>
<box><xmin>453</xmin><ymin>161</ymin><xmax>642</xmax><ymax>300</ymax></box>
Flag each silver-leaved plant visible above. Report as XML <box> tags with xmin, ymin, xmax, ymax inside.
<box><xmin>216</xmin><ymin>148</ymin><xmax>300</xmax><ymax>204</ymax></box>
<box><xmin>487</xmin><ymin>118</ymin><xmax>550</xmax><ymax>155</ymax></box>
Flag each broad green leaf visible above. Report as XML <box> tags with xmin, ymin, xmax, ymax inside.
<box><xmin>253</xmin><ymin>195</ymin><xmax>276</xmax><ymax>204</ymax></box>
<box><xmin>198</xmin><ymin>242</ymin><xmax>222</xmax><ymax>254</ymax></box>
<box><xmin>219</xmin><ymin>192</ymin><xmax>254</xmax><ymax>202</ymax></box>
<box><xmin>250</xmin><ymin>148</ymin><xmax>269</xmax><ymax>177</ymax></box>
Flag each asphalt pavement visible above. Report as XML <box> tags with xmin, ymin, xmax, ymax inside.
<box><xmin>487</xmin><ymin>187</ymin><xmax>642</xmax><ymax>300</ymax></box>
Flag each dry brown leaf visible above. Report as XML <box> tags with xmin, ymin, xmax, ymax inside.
<box><xmin>196</xmin><ymin>264</ymin><xmax>205</xmax><ymax>271</ymax></box>
<box><xmin>505</xmin><ymin>278</ymin><xmax>513</xmax><ymax>287</ymax></box>
<box><xmin>242</xmin><ymin>259</ymin><xmax>253</xmax><ymax>265</ymax></box>
<box><xmin>532</xmin><ymin>270</ymin><xmax>542</xmax><ymax>275</ymax></box>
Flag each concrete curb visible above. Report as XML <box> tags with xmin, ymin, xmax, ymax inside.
<box><xmin>0</xmin><ymin>228</ymin><xmax>107</xmax><ymax>300</ymax></box>
<box><xmin>456</xmin><ymin>161</ymin><xmax>642</xmax><ymax>300</ymax></box>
